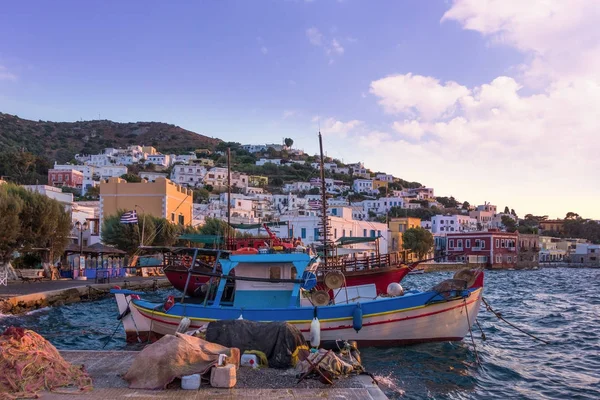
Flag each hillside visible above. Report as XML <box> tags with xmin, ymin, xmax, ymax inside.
<box><xmin>0</xmin><ymin>113</ymin><xmax>220</xmax><ymax>163</ymax></box>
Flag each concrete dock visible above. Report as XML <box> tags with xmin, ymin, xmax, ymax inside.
<box><xmin>35</xmin><ymin>350</ymin><xmax>389</xmax><ymax>399</ymax></box>
<box><xmin>0</xmin><ymin>276</ymin><xmax>172</xmax><ymax>314</ymax></box>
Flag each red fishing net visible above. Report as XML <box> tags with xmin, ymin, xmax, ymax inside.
<box><xmin>0</xmin><ymin>327</ymin><xmax>93</xmax><ymax>399</ymax></box>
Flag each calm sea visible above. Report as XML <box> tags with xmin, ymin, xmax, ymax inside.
<box><xmin>2</xmin><ymin>268</ymin><xmax>599</xmax><ymax>399</ymax></box>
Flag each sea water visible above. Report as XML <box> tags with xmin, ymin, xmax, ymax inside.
<box><xmin>1</xmin><ymin>268</ymin><xmax>598</xmax><ymax>399</ymax></box>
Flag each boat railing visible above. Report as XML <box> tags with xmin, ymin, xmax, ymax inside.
<box><xmin>322</xmin><ymin>252</ymin><xmax>403</xmax><ymax>273</ymax></box>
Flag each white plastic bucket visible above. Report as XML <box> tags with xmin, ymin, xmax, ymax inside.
<box><xmin>240</xmin><ymin>353</ymin><xmax>259</xmax><ymax>368</ymax></box>
<box><xmin>181</xmin><ymin>374</ymin><xmax>201</xmax><ymax>390</ymax></box>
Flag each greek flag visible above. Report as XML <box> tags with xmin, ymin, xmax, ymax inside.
<box><xmin>120</xmin><ymin>210</ymin><xmax>138</xmax><ymax>224</ymax></box>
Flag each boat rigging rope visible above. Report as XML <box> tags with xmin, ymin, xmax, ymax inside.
<box><xmin>463</xmin><ymin>297</ymin><xmax>480</xmax><ymax>365</ymax></box>
<box><xmin>475</xmin><ymin>318</ymin><xmax>486</xmax><ymax>341</ymax></box>
<box><xmin>482</xmin><ymin>297</ymin><xmax>550</xmax><ymax>345</ymax></box>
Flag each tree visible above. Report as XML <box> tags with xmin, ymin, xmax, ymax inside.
<box><xmin>85</xmin><ymin>185</ymin><xmax>100</xmax><ymax>199</ymax></box>
<box><xmin>462</xmin><ymin>201</ymin><xmax>470</xmax><ymax>210</ymax></box>
<box><xmin>197</xmin><ymin>218</ymin><xmax>234</xmax><ymax>238</ymax></box>
<box><xmin>102</xmin><ymin>213</ymin><xmax>155</xmax><ymax>254</ymax></box>
<box><xmin>120</xmin><ymin>173</ymin><xmax>142</xmax><ymax>183</ymax></box>
<box><xmin>504</xmin><ymin>206</ymin><xmax>510</xmax><ymax>214</ymax></box>
<box><xmin>501</xmin><ymin>215</ymin><xmax>518</xmax><ymax>232</ymax></box>
<box><xmin>284</xmin><ymin>138</ymin><xmax>294</xmax><ymax>148</ymax></box>
<box><xmin>0</xmin><ymin>184</ymin><xmax>71</xmax><ymax>266</ymax></box>
<box><xmin>511</xmin><ymin>208</ymin><xmax>516</xmax><ymax>216</ymax></box>
<box><xmin>192</xmin><ymin>188</ymin><xmax>210</xmax><ymax>203</ymax></box>
<box><xmin>565</xmin><ymin>212</ymin><xmax>580</xmax><ymax>220</ymax></box>
<box><xmin>402</xmin><ymin>227</ymin><xmax>434</xmax><ymax>260</ymax></box>
<box><xmin>436</xmin><ymin>196</ymin><xmax>459</xmax><ymax>208</ymax></box>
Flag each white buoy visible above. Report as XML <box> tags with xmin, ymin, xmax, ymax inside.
<box><xmin>310</xmin><ymin>317</ymin><xmax>321</xmax><ymax>347</ymax></box>
<box><xmin>176</xmin><ymin>317</ymin><xmax>191</xmax><ymax>333</ymax></box>
<box><xmin>387</xmin><ymin>282</ymin><xmax>404</xmax><ymax>297</ymax></box>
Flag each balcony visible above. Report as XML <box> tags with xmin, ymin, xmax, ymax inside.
<box><xmin>472</xmin><ymin>246</ymin><xmax>483</xmax><ymax>251</ymax></box>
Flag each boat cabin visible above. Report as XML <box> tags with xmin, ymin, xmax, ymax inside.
<box><xmin>213</xmin><ymin>253</ymin><xmax>317</xmax><ymax>308</ymax></box>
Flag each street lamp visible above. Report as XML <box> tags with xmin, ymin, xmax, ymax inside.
<box><xmin>74</xmin><ymin>220</ymin><xmax>89</xmax><ymax>280</ymax></box>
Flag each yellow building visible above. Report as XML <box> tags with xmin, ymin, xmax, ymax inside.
<box><xmin>388</xmin><ymin>217</ymin><xmax>422</xmax><ymax>260</ymax></box>
<box><xmin>195</xmin><ymin>158</ymin><xmax>215</xmax><ymax>167</ymax></box>
<box><xmin>100</xmin><ymin>177</ymin><xmax>193</xmax><ymax>226</ymax></box>
<box><xmin>249</xmin><ymin>175</ymin><xmax>269</xmax><ymax>187</ymax></box>
<box><xmin>141</xmin><ymin>146</ymin><xmax>158</xmax><ymax>155</ymax></box>
<box><xmin>373</xmin><ymin>179</ymin><xmax>389</xmax><ymax>191</ymax></box>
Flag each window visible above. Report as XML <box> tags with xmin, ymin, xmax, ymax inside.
<box><xmin>342</xmin><ymin>229</ymin><xmax>345</xmax><ymax>238</ymax></box>
<box><xmin>289</xmin><ymin>229</ymin><xmax>293</xmax><ymax>237</ymax></box>
<box><xmin>449</xmin><ymin>239</ymin><xmax>454</xmax><ymax>247</ymax></box>
<box><xmin>334</xmin><ymin>228</ymin><xmax>337</xmax><ymax>239</ymax></box>
<box><xmin>171</xmin><ymin>213</ymin><xmax>175</xmax><ymax>222</ymax></box>
<box><xmin>466</xmin><ymin>239</ymin><xmax>471</xmax><ymax>248</ymax></box>
<box><xmin>370</xmin><ymin>230</ymin><xmax>376</xmax><ymax>238</ymax></box>
<box><xmin>440</xmin><ymin>227</ymin><xmax>445</xmax><ymax>231</ymax></box>
<box><xmin>269</xmin><ymin>266</ymin><xmax>281</xmax><ymax>279</ymax></box>
<box><xmin>301</xmin><ymin>228</ymin><xmax>306</xmax><ymax>239</ymax></box>
<box><xmin>457</xmin><ymin>239</ymin><xmax>463</xmax><ymax>248</ymax></box>
<box><xmin>440</xmin><ymin>220</ymin><xmax>444</xmax><ymax>224</ymax></box>
<box><xmin>290</xmin><ymin>266</ymin><xmax>297</xmax><ymax>280</ymax></box>
<box><xmin>314</xmin><ymin>228</ymin><xmax>319</xmax><ymax>239</ymax></box>
<box><xmin>377</xmin><ymin>230</ymin><xmax>381</xmax><ymax>237</ymax></box>
<box><xmin>501</xmin><ymin>239</ymin><xmax>505</xmax><ymax>248</ymax></box>
<box><xmin>350</xmin><ymin>231</ymin><xmax>353</xmax><ymax>237</ymax></box>
<box><xmin>507</xmin><ymin>256</ymin><xmax>512</xmax><ymax>263</ymax></box>
<box><xmin>450</xmin><ymin>220</ymin><xmax>455</xmax><ymax>224</ymax></box>
<box><xmin>451</xmin><ymin>227</ymin><xmax>455</xmax><ymax>231</ymax></box>
<box><xmin>178</xmin><ymin>214</ymin><xmax>185</xmax><ymax>225</ymax></box>
<box><xmin>481</xmin><ymin>241</ymin><xmax>485</xmax><ymax>249</ymax></box>
<box><xmin>363</xmin><ymin>229</ymin><xmax>367</xmax><ymax>237</ymax></box>
<box><xmin>496</xmin><ymin>256</ymin><xmax>502</xmax><ymax>263</ymax></box>
<box><xmin>496</xmin><ymin>239</ymin><xmax>500</xmax><ymax>248</ymax></box>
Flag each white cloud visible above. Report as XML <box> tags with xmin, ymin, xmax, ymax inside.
<box><xmin>316</xmin><ymin>117</ymin><xmax>363</xmax><ymax>137</ymax></box>
<box><xmin>306</xmin><ymin>27</ymin><xmax>345</xmax><ymax>63</ymax></box>
<box><xmin>442</xmin><ymin>0</ymin><xmax>600</xmax><ymax>84</ymax></box>
<box><xmin>306</xmin><ymin>27</ymin><xmax>323</xmax><ymax>46</ymax></box>
<box><xmin>283</xmin><ymin>110</ymin><xmax>298</xmax><ymax>119</ymax></box>
<box><xmin>329</xmin><ymin>39</ymin><xmax>344</xmax><ymax>55</ymax></box>
<box><xmin>260</xmin><ymin>46</ymin><xmax>268</xmax><ymax>55</ymax></box>
<box><xmin>359</xmin><ymin>1</ymin><xmax>600</xmax><ymax>218</ymax></box>
<box><xmin>0</xmin><ymin>65</ymin><xmax>17</xmax><ymax>81</ymax></box>
<box><xmin>370</xmin><ymin>73</ymin><xmax>470</xmax><ymax>120</ymax></box>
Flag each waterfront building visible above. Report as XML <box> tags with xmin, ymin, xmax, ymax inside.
<box><xmin>375</xmin><ymin>173</ymin><xmax>394</xmax><ymax>182</ymax></box>
<box><xmin>23</xmin><ymin>185</ymin><xmax>74</xmax><ymax>214</ymax></box>
<box><xmin>145</xmin><ymin>154</ymin><xmax>171</xmax><ymax>167</ymax></box>
<box><xmin>516</xmin><ymin>233</ymin><xmax>540</xmax><ymax>269</ymax></box>
<box><xmin>99</xmin><ymin>177</ymin><xmax>193</xmax><ymax>227</ymax></box>
<box><xmin>388</xmin><ymin>217</ymin><xmax>421</xmax><ymax>259</ymax></box>
<box><xmin>446</xmin><ymin>230</ymin><xmax>518</xmax><ymax>268</ymax></box>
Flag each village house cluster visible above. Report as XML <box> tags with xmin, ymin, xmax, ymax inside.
<box><xmin>14</xmin><ymin>141</ymin><xmax>597</xmax><ymax>270</ymax></box>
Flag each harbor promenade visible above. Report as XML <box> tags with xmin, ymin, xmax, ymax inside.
<box><xmin>0</xmin><ymin>276</ymin><xmax>172</xmax><ymax>314</ymax></box>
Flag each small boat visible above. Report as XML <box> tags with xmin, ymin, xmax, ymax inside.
<box><xmin>112</xmin><ymin>251</ymin><xmax>484</xmax><ymax>346</ymax></box>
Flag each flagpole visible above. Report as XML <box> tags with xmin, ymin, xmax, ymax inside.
<box><xmin>135</xmin><ymin>204</ymin><xmax>146</xmax><ymax>246</ymax></box>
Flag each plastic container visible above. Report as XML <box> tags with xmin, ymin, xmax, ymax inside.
<box><xmin>210</xmin><ymin>364</ymin><xmax>237</xmax><ymax>388</ymax></box>
<box><xmin>240</xmin><ymin>353</ymin><xmax>259</xmax><ymax>369</ymax></box>
<box><xmin>181</xmin><ymin>374</ymin><xmax>201</xmax><ymax>390</ymax></box>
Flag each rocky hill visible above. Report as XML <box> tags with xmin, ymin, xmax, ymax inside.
<box><xmin>0</xmin><ymin>113</ymin><xmax>220</xmax><ymax>163</ymax></box>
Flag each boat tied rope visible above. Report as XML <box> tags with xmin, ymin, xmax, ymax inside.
<box><xmin>482</xmin><ymin>297</ymin><xmax>550</xmax><ymax>345</ymax></box>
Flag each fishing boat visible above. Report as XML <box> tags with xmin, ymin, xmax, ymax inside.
<box><xmin>112</xmin><ymin>250</ymin><xmax>484</xmax><ymax>346</ymax></box>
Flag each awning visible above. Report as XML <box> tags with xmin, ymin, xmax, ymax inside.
<box><xmin>335</xmin><ymin>236</ymin><xmax>381</xmax><ymax>246</ymax></box>
<box><xmin>229</xmin><ymin>222</ymin><xmax>288</xmax><ymax>229</ymax></box>
<box><xmin>177</xmin><ymin>234</ymin><xmax>224</xmax><ymax>244</ymax></box>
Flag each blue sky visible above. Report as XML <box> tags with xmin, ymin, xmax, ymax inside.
<box><xmin>1</xmin><ymin>1</ymin><xmax>599</xmax><ymax>218</ymax></box>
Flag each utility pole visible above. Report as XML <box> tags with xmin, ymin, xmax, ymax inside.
<box><xmin>318</xmin><ymin>131</ymin><xmax>328</xmax><ymax>266</ymax></box>
<box><xmin>227</xmin><ymin>147</ymin><xmax>231</xmax><ymax>248</ymax></box>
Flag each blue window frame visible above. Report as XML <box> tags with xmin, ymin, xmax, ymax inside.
<box><xmin>301</xmin><ymin>228</ymin><xmax>306</xmax><ymax>239</ymax></box>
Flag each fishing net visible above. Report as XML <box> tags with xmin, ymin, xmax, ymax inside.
<box><xmin>0</xmin><ymin>327</ymin><xmax>93</xmax><ymax>399</ymax></box>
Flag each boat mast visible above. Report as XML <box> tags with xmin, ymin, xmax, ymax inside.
<box><xmin>318</xmin><ymin>131</ymin><xmax>328</xmax><ymax>266</ymax></box>
<box><xmin>227</xmin><ymin>147</ymin><xmax>231</xmax><ymax>249</ymax></box>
